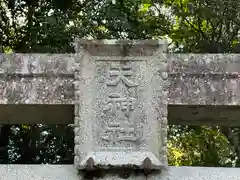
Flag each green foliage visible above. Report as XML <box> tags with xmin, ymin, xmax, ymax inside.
<box><xmin>9</xmin><ymin>124</ymin><xmax>73</xmax><ymax>164</ymax></box>
<box><xmin>165</xmin><ymin>0</ymin><xmax>240</xmax><ymax>52</ymax></box>
<box><xmin>168</xmin><ymin>126</ymin><xmax>235</xmax><ymax>166</ymax></box>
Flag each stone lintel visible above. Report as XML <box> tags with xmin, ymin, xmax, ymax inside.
<box><xmin>74</xmin><ymin>40</ymin><xmax>168</xmax><ymax>170</ymax></box>
<box><xmin>2</xmin><ymin>53</ymin><xmax>240</xmax><ymax>106</ymax></box>
<box><xmin>0</xmin><ymin>78</ymin><xmax>74</xmax><ymax>104</ymax></box>
<box><xmin>0</xmin><ymin>165</ymin><xmax>239</xmax><ymax>180</ymax></box>
<box><xmin>74</xmin><ymin>39</ymin><xmax>168</xmax><ymax>56</ymax></box>
<box><xmin>0</xmin><ymin>53</ymin><xmax>75</xmax><ymax>75</ymax></box>
<box><xmin>168</xmin><ymin>54</ymin><xmax>240</xmax><ymax>74</ymax></box>
<box><xmin>168</xmin><ymin>105</ymin><xmax>240</xmax><ymax>126</ymax></box>
<box><xmin>2</xmin><ymin>52</ymin><xmax>240</xmax><ymax>126</ymax></box>
<box><xmin>0</xmin><ymin>104</ymin><xmax>74</xmax><ymax>124</ymax></box>
<box><xmin>0</xmin><ymin>104</ymin><xmax>239</xmax><ymax>126</ymax></box>
<box><xmin>0</xmin><ymin>53</ymin><xmax>75</xmax><ymax>104</ymax></box>
<box><xmin>168</xmin><ymin>54</ymin><xmax>240</xmax><ymax>105</ymax></box>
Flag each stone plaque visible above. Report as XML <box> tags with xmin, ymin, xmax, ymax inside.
<box><xmin>74</xmin><ymin>40</ymin><xmax>168</xmax><ymax>170</ymax></box>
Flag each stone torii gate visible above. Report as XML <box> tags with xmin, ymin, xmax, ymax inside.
<box><xmin>0</xmin><ymin>40</ymin><xmax>240</xmax><ymax>179</ymax></box>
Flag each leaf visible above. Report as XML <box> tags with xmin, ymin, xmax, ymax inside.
<box><xmin>139</xmin><ymin>3</ymin><xmax>151</xmax><ymax>13</ymax></box>
<box><xmin>21</xmin><ymin>124</ymin><xmax>30</xmax><ymax>130</ymax></box>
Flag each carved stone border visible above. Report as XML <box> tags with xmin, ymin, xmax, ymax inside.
<box><xmin>74</xmin><ymin>39</ymin><xmax>168</xmax><ymax>171</ymax></box>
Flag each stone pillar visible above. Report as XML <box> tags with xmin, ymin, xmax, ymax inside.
<box><xmin>74</xmin><ymin>40</ymin><xmax>168</xmax><ymax>172</ymax></box>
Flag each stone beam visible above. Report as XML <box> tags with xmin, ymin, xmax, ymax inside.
<box><xmin>0</xmin><ymin>104</ymin><xmax>239</xmax><ymax>126</ymax></box>
<box><xmin>167</xmin><ymin>53</ymin><xmax>240</xmax><ymax>126</ymax></box>
<box><xmin>2</xmin><ymin>53</ymin><xmax>240</xmax><ymax>106</ymax></box>
<box><xmin>168</xmin><ymin>54</ymin><xmax>240</xmax><ymax>105</ymax></box>
<box><xmin>0</xmin><ymin>165</ymin><xmax>239</xmax><ymax>180</ymax></box>
<box><xmin>168</xmin><ymin>105</ymin><xmax>240</xmax><ymax>126</ymax></box>
<box><xmin>1</xmin><ymin>52</ymin><xmax>240</xmax><ymax>126</ymax></box>
<box><xmin>0</xmin><ymin>53</ymin><xmax>75</xmax><ymax>104</ymax></box>
<box><xmin>1</xmin><ymin>53</ymin><xmax>240</xmax><ymax>106</ymax></box>
<box><xmin>0</xmin><ymin>104</ymin><xmax>74</xmax><ymax>124</ymax></box>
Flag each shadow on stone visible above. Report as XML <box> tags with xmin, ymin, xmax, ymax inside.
<box><xmin>78</xmin><ymin>166</ymin><xmax>162</xmax><ymax>179</ymax></box>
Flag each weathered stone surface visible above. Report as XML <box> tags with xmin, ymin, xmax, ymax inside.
<box><xmin>3</xmin><ymin>42</ymin><xmax>240</xmax><ymax>179</ymax></box>
<box><xmin>74</xmin><ymin>39</ymin><xmax>168</xmax><ymax>56</ymax></box>
<box><xmin>169</xmin><ymin>75</ymin><xmax>240</xmax><ymax>105</ymax></box>
<box><xmin>0</xmin><ymin>77</ymin><xmax>73</xmax><ymax>104</ymax></box>
<box><xmin>0</xmin><ymin>165</ymin><xmax>240</xmax><ymax>180</ymax></box>
<box><xmin>0</xmin><ymin>104</ymin><xmax>240</xmax><ymax>126</ymax></box>
<box><xmin>2</xmin><ymin>49</ymin><xmax>240</xmax><ymax>126</ymax></box>
<box><xmin>0</xmin><ymin>53</ymin><xmax>75</xmax><ymax>75</ymax></box>
<box><xmin>168</xmin><ymin>54</ymin><xmax>240</xmax><ymax>105</ymax></box>
<box><xmin>74</xmin><ymin>40</ymin><xmax>168</xmax><ymax>170</ymax></box>
<box><xmin>2</xmin><ymin>53</ymin><xmax>240</xmax><ymax>106</ymax></box>
<box><xmin>168</xmin><ymin>105</ymin><xmax>240</xmax><ymax>126</ymax></box>
<box><xmin>1</xmin><ymin>52</ymin><xmax>240</xmax><ymax>126</ymax></box>
<box><xmin>0</xmin><ymin>53</ymin><xmax>75</xmax><ymax>104</ymax></box>
<box><xmin>168</xmin><ymin>54</ymin><xmax>240</xmax><ymax>74</ymax></box>
<box><xmin>0</xmin><ymin>165</ymin><xmax>78</xmax><ymax>180</ymax></box>
<box><xmin>0</xmin><ymin>104</ymin><xmax>73</xmax><ymax>124</ymax></box>
<box><xmin>0</xmin><ymin>104</ymin><xmax>238</xmax><ymax>126</ymax></box>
